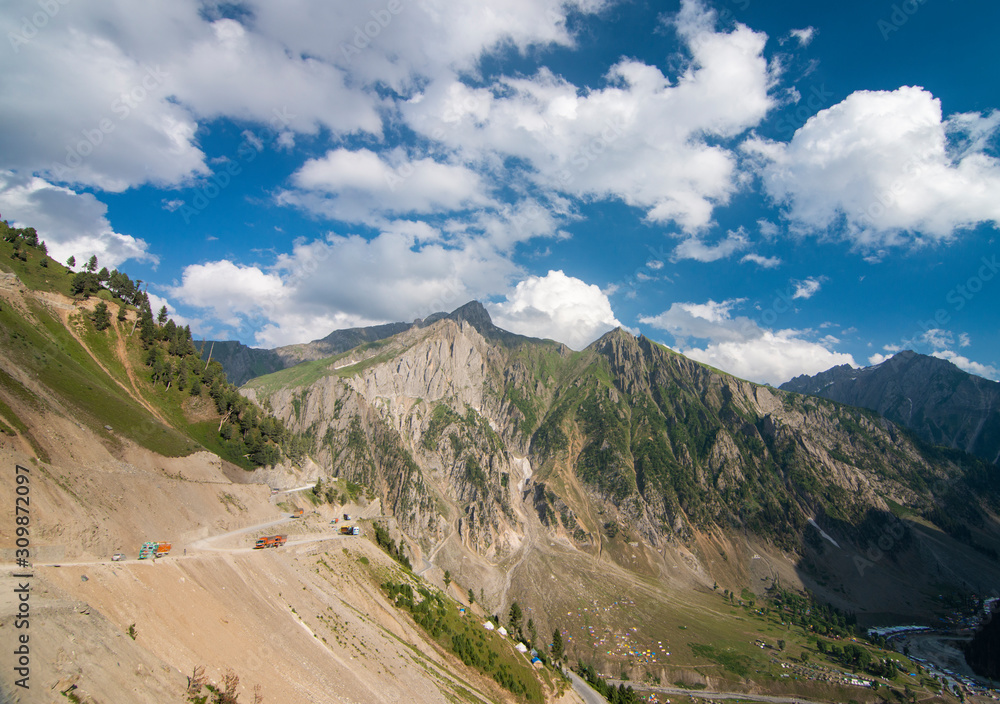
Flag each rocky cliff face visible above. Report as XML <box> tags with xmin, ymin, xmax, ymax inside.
<box><xmin>781</xmin><ymin>350</ymin><xmax>1000</xmax><ymax>464</ymax></box>
<box><xmin>244</xmin><ymin>306</ymin><xmax>1000</xmax><ymax>617</ymax></box>
<box><xmin>199</xmin><ymin>340</ymin><xmax>286</xmax><ymax>386</ymax></box>
<box><xmin>243</xmin><ymin>317</ymin><xmax>537</xmax><ymax>562</ymax></box>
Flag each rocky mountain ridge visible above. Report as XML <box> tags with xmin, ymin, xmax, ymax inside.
<box><xmin>781</xmin><ymin>350</ymin><xmax>1000</xmax><ymax>464</ymax></box>
<box><xmin>244</xmin><ymin>304</ymin><xmax>1000</xmax><ymax>626</ymax></box>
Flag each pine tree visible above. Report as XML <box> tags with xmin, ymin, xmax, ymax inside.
<box><xmin>86</xmin><ymin>254</ymin><xmax>98</xmax><ymax>272</ymax></box>
<box><xmin>92</xmin><ymin>301</ymin><xmax>111</xmax><ymax>331</ymax></box>
<box><xmin>139</xmin><ymin>311</ymin><xmax>156</xmax><ymax>347</ymax></box>
<box><xmin>551</xmin><ymin>628</ymin><xmax>564</xmax><ymax>660</ymax></box>
<box><xmin>508</xmin><ymin>601</ymin><xmax>523</xmax><ymax>634</ymax></box>
<box><xmin>66</xmin><ymin>255</ymin><xmax>75</xmax><ymax>269</ymax></box>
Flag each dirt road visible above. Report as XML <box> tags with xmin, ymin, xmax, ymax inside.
<box><xmin>189</xmin><ymin>515</ymin><xmax>294</xmax><ymax>551</ymax></box>
<box><xmin>0</xmin><ymin>513</ymin><xmax>349</xmax><ymax>569</ymax></box>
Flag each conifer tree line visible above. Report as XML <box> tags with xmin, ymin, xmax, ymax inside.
<box><xmin>133</xmin><ymin>300</ymin><xmax>310</xmax><ymax>469</ymax></box>
<box><xmin>573</xmin><ymin>662</ymin><xmax>641</xmax><ymax>704</ymax></box>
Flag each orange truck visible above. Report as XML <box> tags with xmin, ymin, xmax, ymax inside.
<box><xmin>254</xmin><ymin>535</ymin><xmax>288</xmax><ymax>549</ymax></box>
<box><xmin>291</xmin><ymin>508</ymin><xmax>304</xmax><ymax>518</ymax></box>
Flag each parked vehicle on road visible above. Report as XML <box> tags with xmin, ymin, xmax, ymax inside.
<box><xmin>138</xmin><ymin>541</ymin><xmax>171</xmax><ymax>559</ymax></box>
<box><xmin>254</xmin><ymin>535</ymin><xmax>287</xmax><ymax>549</ymax></box>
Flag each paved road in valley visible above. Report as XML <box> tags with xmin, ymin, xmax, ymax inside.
<box><xmin>606</xmin><ymin>680</ymin><xmax>830</xmax><ymax>704</ymax></box>
<box><xmin>566</xmin><ymin>670</ymin><xmax>609</xmax><ymax>704</ymax></box>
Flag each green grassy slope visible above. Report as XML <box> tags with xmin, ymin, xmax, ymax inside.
<box><xmin>0</xmin><ymin>231</ymin><xmax>209</xmax><ymax>458</ymax></box>
<box><xmin>0</xmin><ymin>292</ymin><xmax>198</xmax><ymax>457</ymax></box>
<box><xmin>0</xmin><ymin>222</ymin><xmax>310</xmax><ymax>468</ymax></box>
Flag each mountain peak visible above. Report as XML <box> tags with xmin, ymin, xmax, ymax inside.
<box><xmin>780</xmin><ymin>350</ymin><xmax>1000</xmax><ymax>464</ymax></box>
<box><xmin>436</xmin><ymin>300</ymin><xmax>561</xmax><ymax>349</ymax></box>
<box><xmin>446</xmin><ymin>300</ymin><xmax>494</xmax><ymax>329</ymax></box>
<box><xmin>587</xmin><ymin>326</ymin><xmax>634</xmax><ymax>349</ymax></box>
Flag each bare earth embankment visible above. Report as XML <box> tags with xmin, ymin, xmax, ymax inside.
<box><xmin>0</xmin><ymin>431</ymin><xmax>577</xmax><ymax>703</ymax></box>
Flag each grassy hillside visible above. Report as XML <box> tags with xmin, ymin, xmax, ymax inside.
<box><xmin>0</xmin><ymin>222</ymin><xmax>303</xmax><ymax>467</ymax></box>
<box><xmin>0</xmin><ymin>282</ymin><xmax>197</xmax><ymax>457</ymax></box>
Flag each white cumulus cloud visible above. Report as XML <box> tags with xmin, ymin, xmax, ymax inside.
<box><xmin>741</xmin><ymin>253</ymin><xmax>782</xmax><ymax>268</ymax></box>
<box><xmin>792</xmin><ymin>277</ymin><xmax>823</xmax><ymax>299</ymax></box>
<box><xmin>285</xmin><ymin>148</ymin><xmax>491</xmax><ymax>221</ymax></box>
<box><xmin>746</xmin><ymin>86</ymin><xmax>1000</xmax><ymax>250</ymax></box>
<box><xmin>787</xmin><ymin>27</ymin><xmax>816</xmax><ymax>46</ymax></box>
<box><xmin>640</xmin><ymin>298</ymin><xmax>855</xmax><ymax>385</ymax></box>
<box><xmin>672</xmin><ymin>229</ymin><xmax>750</xmax><ymax>262</ymax></box>
<box><xmin>169</xmin><ymin>225</ymin><xmax>522</xmax><ymax>347</ymax></box>
<box><xmin>249</xmin><ymin>0</ymin><xmax>608</xmax><ymax>91</ymax></box>
<box><xmin>487</xmin><ymin>270</ymin><xmax>623</xmax><ymax>350</ymax></box>
<box><xmin>402</xmin><ymin>0</ymin><xmax>778</xmax><ymax>232</ymax></box>
<box><xmin>0</xmin><ymin>172</ymin><xmax>155</xmax><ymax>269</ymax></box>
<box><xmin>920</xmin><ymin>328</ymin><xmax>953</xmax><ymax>350</ymax></box>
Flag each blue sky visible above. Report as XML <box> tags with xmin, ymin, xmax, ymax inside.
<box><xmin>2</xmin><ymin>0</ymin><xmax>998</xmax><ymax>384</ymax></box>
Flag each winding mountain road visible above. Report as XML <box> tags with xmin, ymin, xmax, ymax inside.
<box><xmin>188</xmin><ymin>516</ymin><xmax>294</xmax><ymax>552</ymax></box>
<box><xmin>7</xmin><ymin>512</ymin><xmax>351</xmax><ymax>569</ymax></box>
<box><xmin>417</xmin><ymin>522</ymin><xmax>457</xmax><ymax>577</ymax></box>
